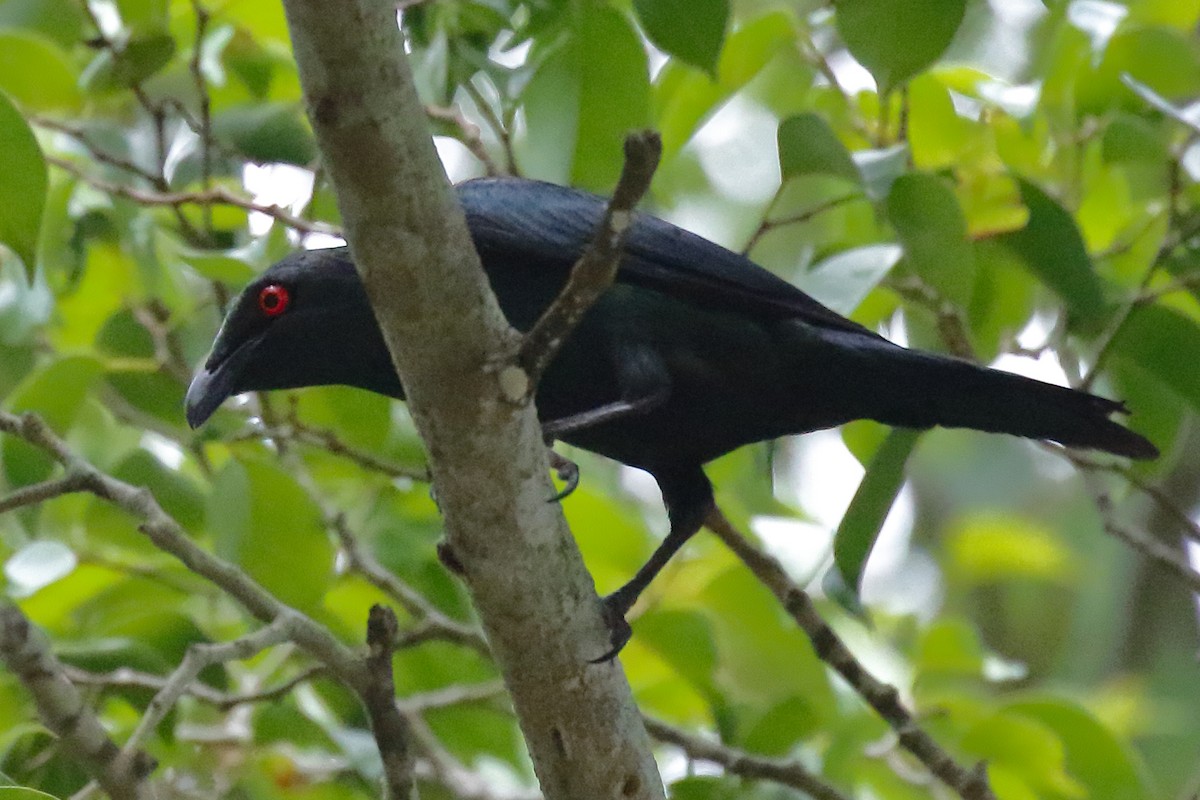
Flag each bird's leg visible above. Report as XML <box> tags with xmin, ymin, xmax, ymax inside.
<box><xmin>591</xmin><ymin>511</ymin><xmax>705</xmax><ymax>663</ymax></box>
<box><xmin>540</xmin><ymin>356</ymin><xmax>670</xmax><ymax>502</ymax></box>
<box><xmin>541</xmin><ymin>388</ymin><xmax>669</xmax><ymax>440</ymax></box>
<box><xmin>546</xmin><ymin>449</ymin><xmax>580</xmax><ymax>501</ymax></box>
<box><xmin>591</xmin><ymin>467</ymin><xmax>713</xmax><ymax>663</ymax></box>
<box><xmin>542</xmin><ymin>345</ymin><xmax>672</xmax><ymax>441</ymax></box>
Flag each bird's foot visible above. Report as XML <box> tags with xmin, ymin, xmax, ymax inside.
<box><xmin>547</xmin><ymin>450</ymin><xmax>580</xmax><ymax>502</ymax></box>
<box><xmin>589</xmin><ymin>590</ymin><xmax>635</xmax><ymax>663</ymax></box>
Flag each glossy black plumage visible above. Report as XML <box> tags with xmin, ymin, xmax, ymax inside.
<box><xmin>187</xmin><ymin>177</ymin><xmax>1157</xmax><ymax>656</ymax></box>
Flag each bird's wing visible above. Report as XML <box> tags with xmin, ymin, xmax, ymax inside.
<box><xmin>458</xmin><ymin>178</ymin><xmax>881</xmax><ymax>339</ymax></box>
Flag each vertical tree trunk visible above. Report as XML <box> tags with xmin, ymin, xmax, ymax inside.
<box><xmin>279</xmin><ymin>2</ymin><xmax>665</xmax><ymax>797</ymax></box>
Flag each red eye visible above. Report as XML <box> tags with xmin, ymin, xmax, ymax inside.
<box><xmin>258</xmin><ymin>284</ymin><xmax>290</xmax><ymax>317</ymax></box>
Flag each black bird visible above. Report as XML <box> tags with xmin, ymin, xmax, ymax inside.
<box><xmin>186</xmin><ymin>177</ymin><xmax>1157</xmax><ymax>656</ymax></box>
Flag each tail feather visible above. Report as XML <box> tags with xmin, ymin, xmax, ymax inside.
<box><xmin>862</xmin><ymin>348</ymin><xmax>1158</xmax><ymax>460</ymax></box>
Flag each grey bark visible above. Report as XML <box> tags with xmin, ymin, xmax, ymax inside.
<box><xmin>278</xmin><ymin>2</ymin><xmax>665</xmax><ymax>798</ymax></box>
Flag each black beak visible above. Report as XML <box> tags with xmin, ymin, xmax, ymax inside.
<box><xmin>184</xmin><ymin>366</ymin><xmax>223</xmax><ymax>429</ymax></box>
<box><xmin>184</xmin><ymin>338</ymin><xmax>254</xmax><ymax>428</ymax></box>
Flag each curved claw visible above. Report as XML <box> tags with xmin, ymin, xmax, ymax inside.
<box><xmin>547</xmin><ymin>450</ymin><xmax>580</xmax><ymax>502</ymax></box>
<box><xmin>589</xmin><ymin>594</ymin><xmax>634</xmax><ymax>663</ymax></box>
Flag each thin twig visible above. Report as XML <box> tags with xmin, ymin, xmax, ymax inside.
<box><xmin>885</xmin><ymin>275</ymin><xmax>976</xmax><ymax>360</ymax></box>
<box><xmin>121</xmin><ymin>614</ymin><xmax>299</xmax><ymax>757</ymax></box>
<box><xmin>742</xmin><ymin>192</ymin><xmax>862</xmax><ymax>255</ymax></box>
<box><xmin>518</xmin><ymin>130</ymin><xmax>662</xmax><ymax>386</ymax></box>
<box><xmin>461</xmin><ymin>79</ymin><xmax>518</xmax><ymax>176</ymax></box>
<box><xmin>331</xmin><ymin>514</ymin><xmax>491</xmax><ymax>656</ymax></box>
<box><xmin>363</xmin><ymin>605</ymin><xmax>417</xmax><ymax>800</ymax></box>
<box><xmin>46</xmin><ymin>156</ymin><xmax>342</xmax><ymax>237</ymax></box>
<box><xmin>0</xmin><ymin>472</ymin><xmax>91</xmax><ymax>513</ymax></box>
<box><xmin>0</xmin><ymin>603</ymin><xmax>157</xmax><ymax>800</ymax></box>
<box><xmin>65</xmin><ymin>663</ymin><xmax>328</xmax><ymax>710</ymax></box>
<box><xmin>703</xmin><ymin>508</ymin><xmax>997</xmax><ymax>800</ymax></box>
<box><xmin>188</xmin><ymin>0</ymin><xmax>214</xmax><ymax>234</ymax></box>
<box><xmin>644</xmin><ymin>716</ymin><xmax>850</xmax><ymax>800</ymax></box>
<box><xmin>426</xmin><ymin>103</ymin><xmax>501</xmax><ymax>176</ymax></box>
<box><xmin>0</xmin><ymin>409</ymin><xmax>368</xmax><ymax>684</ymax></box>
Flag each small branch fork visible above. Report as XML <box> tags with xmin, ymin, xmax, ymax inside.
<box><xmin>0</xmin><ymin>410</ymin><xmax>874</xmax><ymax>798</ymax></box>
<box><xmin>0</xmin><ymin>410</ymin><xmax>418</xmax><ymax>799</ymax></box>
<box><xmin>517</xmin><ymin>131</ymin><xmax>662</xmax><ymax>388</ymax></box>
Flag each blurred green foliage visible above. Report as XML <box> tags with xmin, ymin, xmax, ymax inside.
<box><xmin>0</xmin><ymin>0</ymin><xmax>1197</xmax><ymax>798</ymax></box>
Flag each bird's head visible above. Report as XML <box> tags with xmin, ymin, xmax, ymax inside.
<box><xmin>185</xmin><ymin>247</ymin><xmax>402</xmax><ymax>428</ymax></box>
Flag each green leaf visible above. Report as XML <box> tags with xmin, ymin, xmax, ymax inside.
<box><xmin>81</xmin><ymin>33</ymin><xmax>177</xmax><ymax>92</ymax></box>
<box><xmin>777</xmin><ymin>112</ymin><xmax>860</xmax><ymax>183</ymax></box>
<box><xmin>834</xmin><ymin>427</ymin><xmax>920</xmax><ymax>594</ymax></box>
<box><xmin>1004</xmin><ymin>697</ymin><xmax>1150</xmax><ymax>800</ymax></box>
<box><xmin>0</xmin><ymin>31</ymin><xmax>80</xmax><ymax>111</ymax></box>
<box><xmin>914</xmin><ymin>618</ymin><xmax>984</xmax><ymax>676</ymax></box>
<box><xmin>3</xmin><ymin>356</ymin><xmax>103</xmax><ymax>485</ymax></box>
<box><xmin>908</xmin><ymin>73</ymin><xmax>976</xmax><ymax>169</ymax></box>
<box><xmin>520</xmin><ymin>7</ymin><xmax>650</xmax><ymax>188</ymax></box>
<box><xmin>633</xmin><ymin>0</ymin><xmax>728</xmax><ymax>75</ymax></box>
<box><xmin>0</xmin><ymin>0</ymin><xmax>85</xmax><ymax>48</ymax></box>
<box><xmin>963</xmin><ymin>711</ymin><xmax>1087</xmax><ymax>798</ymax></box>
<box><xmin>887</xmin><ymin>173</ymin><xmax>975</xmax><ymax>305</ymax></box>
<box><xmin>836</xmin><ymin>0</ymin><xmax>967</xmax><ymax>93</ymax></box>
<box><xmin>115</xmin><ymin>0</ymin><xmax>167</xmax><ymax>32</ymax></box>
<box><xmin>0</xmin><ymin>90</ymin><xmax>46</xmax><ymax>277</ymax></box>
<box><xmin>1114</xmin><ymin>304</ymin><xmax>1200</xmax><ymax>413</ymax></box>
<box><xmin>211</xmin><ymin>102</ymin><xmax>317</xmax><ymax>166</ymax></box>
<box><xmin>1079</xmin><ymin>27</ymin><xmax>1200</xmax><ymax>115</ymax></box>
<box><xmin>999</xmin><ymin>179</ymin><xmax>1108</xmax><ymax>328</ymax></box>
<box><xmin>209</xmin><ymin>457</ymin><xmax>334</xmax><ymax>611</ymax></box>
<box><xmin>177</xmin><ymin>246</ymin><xmax>257</xmax><ymax>284</ymax></box>
<box><xmin>798</xmin><ymin>243</ymin><xmax>903</xmax><ymax>316</ymax></box>
<box><xmin>700</xmin><ymin>567</ymin><xmax>836</xmax><ymax>725</ymax></box>
<box><xmin>947</xmin><ymin>513</ymin><xmax>1074</xmax><ymax>584</ymax></box>
<box><xmin>635</xmin><ymin>609</ymin><xmax>718</xmax><ymax>698</ymax></box>
<box><xmin>654</xmin><ymin>12</ymin><xmax>794</xmax><ymax>157</ymax></box>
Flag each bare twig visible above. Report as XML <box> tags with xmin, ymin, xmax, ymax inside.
<box><xmin>1078</xmin><ymin>472</ymin><xmax>1200</xmax><ymax>594</ymax></box>
<box><xmin>644</xmin><ymin>716</ymin><xmax>850</xmax><ymax>800</ymax></box>
<box><xmin>0</xmin><ymin>603</ymin><xmax>156</xmax><ymax>800</ymax></box>
<box><xmin>132</xmin><ymin>300</ymin><xmax>194</xmax><ymax>384</ymax></box>
<box><xmin>363</xmin><ymin>605</ymin><xmax>418</xmax><ymax>800</ymax></box>
<box><xmin>461</xmin><ymin>79</ymin><xmax>518</xmax><ymax>176</ymax></box>
<box><xmin>281</xmin><ymin>400</ymin><xmax>429</xmax><ymax>481</ymax></box>
<box><xmin>330</xmin><ymin>514</ymin><xmax>491</xmax><ymax>656</ymax></box>
<box><xmin>46</xmin><ymin>156</ymin><xmax>342</xmax><ymax>237</ymax></box>
<box><xmin>885</xmin><ymin>275</ymin><xmax>976</xmax><ymax>360</ymax></box>
<box><xmin>65</xmin><ymin>663</ymin><xmax>328</xmax><ymax>710</ymax></box>
<box><xmin>397</xmin><ymin>679</ymin><xmax>507</xmax><ymax>713</ymax></box>
<box><xmin>0</xmin><ymin>411</ymin><xmax>364</xmax><ymax>676</ymax></box>
<box><xmin>121</xmin><ymin>614</ymin><xmax>299</xmax><ymax>756</ymax></box>
<box><xmin>188</xmin><ymin>0</ymin><xmax>215</xmax><ymax>232</ymax></box>
<box><xmin>742</xmin><ymin>192</ymin><xmax>862</xmax><ymax>255</ymax></box>
<box><xmin>517</xmin><ymin>130</ymin><xmax>662</xmax><ymax>385</ymax></box>
<box><xmin>1070</xmin><ymin>454</ymin><xmax>1200</xmax><ymax>545</ymax></box>
<box><xmin>427</xmin><ymin>103</ymin><xmax>502</xmax><ymax>176</ymax></box>
<box><xmin>703</xmin><ymin>508</ymin><xmax>997</xmax><ymax>800</ymax></box>
<box><xmin>0</xmin><ymin>472</ymin><xmax>92</xmax><ymax>513</ymax></box>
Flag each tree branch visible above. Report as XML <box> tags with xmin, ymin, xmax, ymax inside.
<box><xmin>517</xmin><ymin>131</ymin><xmax>662</xmax><ymax>387</ymax></box>
<box><xmin>279</xmin><ymin>1</ymin><xmax>665</xmax><ymax>797</ymax></box>
<box><xmin>0</xmin><ymin>603</ymin><xmax>156</xmax><ymax>800</ymax></box>
<box><xmin>702</xmin><ymin>509</ymin><xmax>997</xmax><ymax>800</ymax></box>
<box><xmin>644</xmin><ymin>716</ymin><xmax>850</xmax><ymax>800</ymax></box>
<box><xmin>363</xmin><ymin>605</ymin><xmax>418</xmax><ymax>800</ymax></box>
